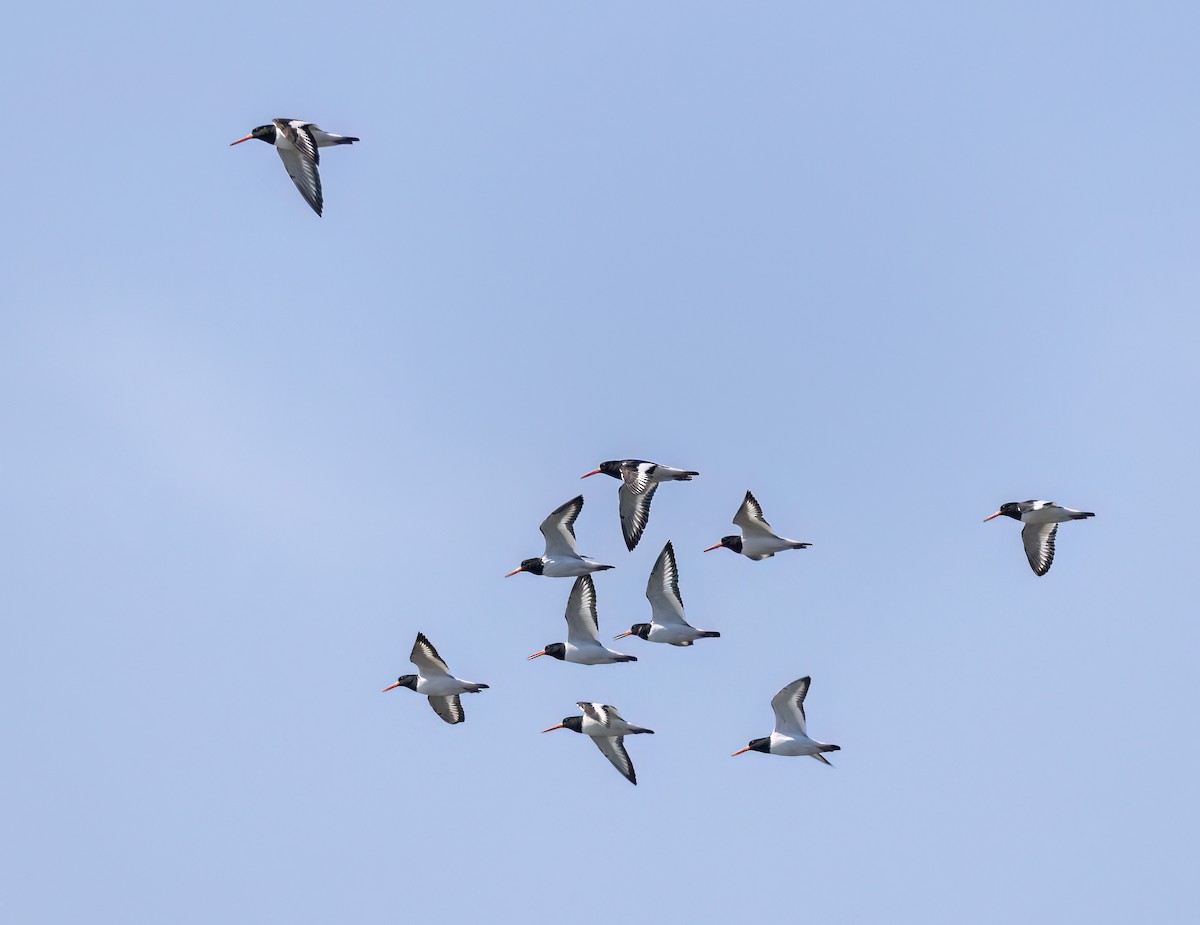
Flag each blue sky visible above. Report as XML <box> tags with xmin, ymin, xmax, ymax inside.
<box><xmin>3</xmin><ymin>3</ymin><xmax>1199</xmax><ymax>922</ymax></box>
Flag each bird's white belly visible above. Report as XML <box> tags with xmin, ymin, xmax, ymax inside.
<box><xmin>566</xmin><ymin>643</ymin><xmax>616</xmax><ymax>664</ymax></box>
<box><xmin>649</xmin><ymin>624</ymin><xmax>699</xmax><ymax>645</ymax></box>
<box><xmin>742</xmin><ymin>535</ymin><xmax>789</xmax><ymax>559</ymax></box>
<box><xmin>417</xmin><ymin>676</ymin><xmax>465</xmax><ymax>696</ymax></box>
<box><xmin>770</xmin><ymin>734</ymin><xmax>821</xmax><ymax>757</ymax></box>
<box><xmin>543</xmin><ymin>556</ymin><xmax>593</xmax><ymax>577</ymax></box>
<box><xmin>1023</xmin><ymin>506</ymin><xmax>1069</xmax><ymax>524</ymax></box>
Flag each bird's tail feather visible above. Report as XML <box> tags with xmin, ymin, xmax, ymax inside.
<box><xmin>813</xmin><ymin>743</ymin><xmax>841</xmax><ymax>765</ymax></box>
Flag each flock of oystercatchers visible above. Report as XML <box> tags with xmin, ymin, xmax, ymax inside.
<box><xmin>231</xmin><ymin>120</ymin><xmax>1097</xmax><ymax>786</ymax></box>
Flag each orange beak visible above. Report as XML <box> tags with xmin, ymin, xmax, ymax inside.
<box><xmin>731</xmin><ymin>746</ymin><xmax>752</xmax><ymax>756</ymax></box>
<box><xmin>580</xmin><ymin>468</ymin><xmax>601</xmax><ymax>479</ymax></box>
<box><xmin>229</xmin><ymin>133</ymin><xmax>255</xmax><ymax>146</ymax></box>
<box><xmin>703</xmin><ymin>541</ymin><xmax>722</xmax><ymax>552</ymax></box>
<box><xmin>382</xmin><ymin>681</ymin><xmax>402</xmax><ymax>692</ymax></box>
<box><xmin>541</xmin><ymin>723</ymin><xmax>565</xmax><ymax>733</ymax></box>
<box><xmin>504</xmin><ymin>566</ymin><xmax>524</xmax><ymax>577</ymax></box>
<box><xmin>982</xmin><ymin>511</ymin><xmax>1004</xmax><ymax>522</ymax></box>
<box><xmin>527</xmin><ymin>650</ymin><xmax>547</xmax><ymax>660</ymax></box>
<box><xmin>612</xmin><ymin>629</ymin><xmax>634</xmax><ymax>640</ymax></box>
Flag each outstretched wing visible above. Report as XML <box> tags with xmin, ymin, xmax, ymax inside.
<box><xmin>1022</xmin><ymin>522</ymin><xmax>1057</xmax><ymax>576</ymax></box>
<box><xmin>620</xmin><ymin>461</ymin><xmax>656</xmax><ymax>495</ymax></box>
<box><xmin>273</xmin><ymin>120</ymin><xmax>322</xmax><ymax>215</ymax></box>
<box><xmin>618</xmin><ymin>483</ymin><xmax>657</xmax><ymax>551</ymax></box>
<box><xmin>428</xmin><ymin>694</ymin><xmax>464</xmax><ymax>725</ymax></box>
<box><xmin>410</xmin><ymin>632</ymin><xmax>453</xmax><ymax>679</ymax></box>
<box><xmin>646</xmin><ymin>541</ymin><xmax>687</xmax><ymax>627</ymax></box>
<box><xmin>591</xmin><ymin>735</ymin><xmax>637</xmax><ymax>784</ymax></box>
<box><xmin>770</xmin><ymin>676</ymin><xmax>811</xmax><ymax>737</ymax></box>
<box><xmin>733</xmin><ymin>491</ymin><xmax>774</xmax><ymax>537</ymax></box>
<box><xmin>276</xmin><ymin>119</ymin><xmax>320</xmax><ymax>163</ymax></box>
<box><xmin>541</xmin><ymin>495</ymin><xmax>583</xmax><ymax>557</ymax></box>
<box><xmin>578</xmin><ymin>702</ymin><xmax>624</xmax><ymax>728</ymax></box>
<box><xmin>564</xmin><ymin>575</ymin><xmax>601</xmax><ymax>646</ymax></box>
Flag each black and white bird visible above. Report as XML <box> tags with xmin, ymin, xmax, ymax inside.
<box><xmin>382</xmin><ymin>632</ymin><xmax>489</xmax><ymax>725</ymax></box>
<box><xmin>983</xmin><ymin>500</ymin><xmax>1095</xmax><ymax>576</ymax></box>
<box><xmin>230</xmin><ymin>119</ymin><xmax>359</xmax><ymax>216</ymax></box>
<box><xmin>704</xmin><ymin>490</ymin><xmax>812</xmax><ymax>559</ymax></box>
<box><xmin>580</xmin><ymin>459</ymin><xmax>699</xmax><ymax>551</ymax></box>
<box><xmin>505</xmin><ymin>495</ymin><xmax>615</xmax><ymax>578</ymax></box>
<box><xmin>528</xmin><ymin>575</ymin><xmax>637</xmax><ymax>664</ymax></box>
<box><xmin>732</xmin><ymin>676</ymin><xmax>840</xmax><ymax>763</ymax></box>
<box><xmin>614</xmin><ymin>541</ymin><xmax>720</xmax><ymax>647</ymax></box>
<box><xmin>542</xmin><ymin>701</ymin><xmax>655</xmax><ymax>785</ymax></box>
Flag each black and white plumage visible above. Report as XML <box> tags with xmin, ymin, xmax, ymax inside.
<box><xmin>732</xmin><ymin>676</ymin><xmax>841</xmax><ymax>763</ymax></box>
<box><xmin>542</xmin><ymin>702</ymin><xmax>655</xmax><ymax>785</ymax></box>
<box><xmin>229</xmin><ymin>119</ymin><xmax>359</xmax><ymax>216</ymax></box>
<box><xmin>614</xmin><ymin>541</ymin><xmax>721</xmax><ymax>647</ymax></box>
<box><xmin>382</xmin><ymin>632</ymin><xmax>489</xmax><ymax>725</ymax></box>
<box><xmin>527</xmin><ymin>575</ymin><xmax>637</xmax><ymax>665</ymax></box>
<box><xmin>581</xmin><ymin>459</ymin><xmax>699</xmax><ymax>551</ymax></box>
<box><xmin>983</xmin><ymin>500</ymin><xmax>1095</xmax><ymax>576</ymax></box>
<box><xmin>505</xmin><ymin>495</ymin><xmax>615</xmax><ymax>578</ymax></box>
<box><xmin>704</xmin><ymin>490</ymin><xmax>812</xmax><ymax>560</ymax></box>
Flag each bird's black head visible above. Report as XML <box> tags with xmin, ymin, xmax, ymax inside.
<box><xmin>383</xmin><ymin>674</ymin><xmax>418</xmax><ymax>692</ymax></box>
<box><xmin>626</xmin><ymin>623</ymin><xmax>651</xmax><ymax>640</ymax></box>
<box><xmin>704</xmin><ymin>535</ymin><xmax>742</xmax><ymax>554</ymax></box>
<box><xmin>745</xmin><ymin>737</ymin><xmax>771</xmax><ymax>754</ymax></box>
<box><xmin>983</xmin><ymin>502</ymin><xmax>1023</xmax><ymax>523</ymax></box>
<box><xmin>230</xmin><ymin>124</ymin><xmax>278</xmax><ymax>148</ymax></box>
<box><xmin>542</xmin><ymin>714</ymin><xmax>585</xmax><ymax>734</ymax></box>
<box><xmin>542</xmin><ymin>642</ymin><xmax>566</xmax><ymax>661</ymax></box>
<box><xmin>581</xmin><ymin>460</ymin><xmax>625</xmax><ymax>480</ymax></box>
<box><xmin>598</xmin><ymin>461</ymin><xmax>626</xmax><ymax>479</ymax></box>
<box><xmin>506</xmin><ymin>557</ymin><xmax>545</xmax><ymax>577</ymax></box>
